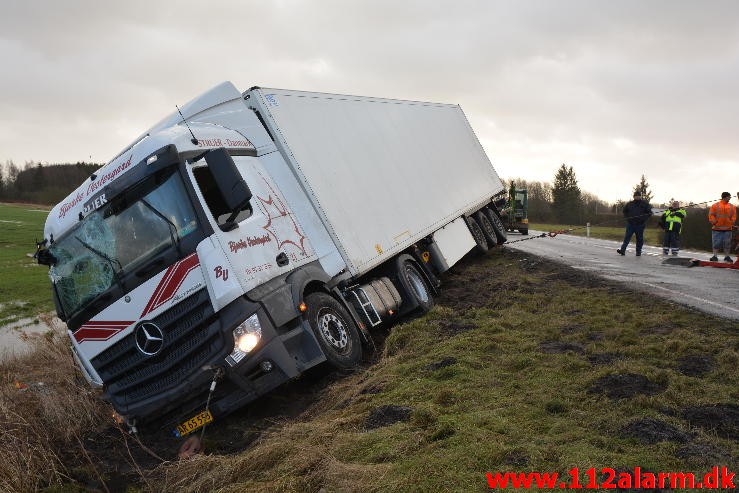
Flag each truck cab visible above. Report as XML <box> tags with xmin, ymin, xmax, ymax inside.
<box><xmin>39</xmin><ymin>84</ymin><xmax>341</xmax><ymax>432</ymax></box>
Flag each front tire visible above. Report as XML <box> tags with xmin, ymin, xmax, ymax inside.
<box><xmin>305</xmin><ymin>292</ymin><xmax>362</xmax><ymax>369</ymax></box>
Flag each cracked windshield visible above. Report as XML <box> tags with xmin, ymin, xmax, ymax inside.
<box><xmin>49</xmin><ymin>170</ymin><xmax>198</xmax><ymax>316</ymax></box>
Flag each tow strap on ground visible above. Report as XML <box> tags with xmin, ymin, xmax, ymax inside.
<box><xmin>504</xmin><ymin>227</ymin><xmax>581</xmax><ymax>245</ymax></box>
<box><xmin>688</xmin><ymin>258</ymin><xmax>739</xmax><ymax>270</ymax></box>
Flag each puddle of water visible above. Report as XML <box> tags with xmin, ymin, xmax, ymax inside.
<box><xmin>0</xmin><ymin>315</ymin><xmax>66</xmax><ymax>361</ymax></box>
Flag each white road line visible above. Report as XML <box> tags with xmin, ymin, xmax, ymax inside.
<box><xmin>642</xmin><ymin>282</ymin><xmax>739</xmax><ymax>315</ymax></box>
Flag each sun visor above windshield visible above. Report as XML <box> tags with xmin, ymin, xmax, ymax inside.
<box><xmin>103</xmin><ymin>145</ymin><xmax>180</xmax><ymax>203</ymax></box>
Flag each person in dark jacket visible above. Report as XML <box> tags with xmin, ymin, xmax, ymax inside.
<box><xmin>659</xmin><ymin>201</ymin><xmax>686</xmax><ymax>255</ymax></box>
<box><xmin>617</xmin><ymin>191</ymin><xmax>653</xmax><ymax>256</ymax></box>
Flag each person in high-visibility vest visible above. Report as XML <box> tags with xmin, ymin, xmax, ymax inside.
<box><xmin>659</xmin><ymin>201</ymin><xmax>686</xmax><ymax>255</ymax></box>
<box><xmin>708</xmin><ymin>192</ymin><xmax>737</xmax><ymax>262</ymax></box>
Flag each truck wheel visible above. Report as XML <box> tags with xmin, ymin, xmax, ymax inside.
<box><xmin>475</xmin><ymin>211</ymin><xmax>497</xmax><ymax>247</ymax></box>
<box><xmin>485</xmin><ymin>208</ymin><xmax>508</xmax><ymax>244</ymax></box>
<box><xmin>397</xmin><ymin>257</ymin><xmax>434</xmax><ymax>315</ymax></box>
<box><xmin>466</xmin><ymin>216</ymin><xmax>489</xmax><ymax>254</ymax></box>
<box><xmin>305</xmin><ymin>292</ymin><xmax>362</xmax><ymax>369</ymax></box>
<box><xmin>519</xmin><ymin>228</ymin><xmax>529</xmax><ymax>235</ymax></box>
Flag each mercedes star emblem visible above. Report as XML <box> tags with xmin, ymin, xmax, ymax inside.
<box><xmin>135</xmin><ymin>322</ymin><xmax>164</xmax><ymax>356</ymax></box>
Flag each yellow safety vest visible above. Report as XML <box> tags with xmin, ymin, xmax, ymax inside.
<box><xmin>664</xmin><ymin>209</ymin><xmax>686</xmax><ymax>231</ymax></box>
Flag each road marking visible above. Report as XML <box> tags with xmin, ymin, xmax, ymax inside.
<box><xmin>642</xmin><ymin>282</ymin><xmax>739</xmax><ymax>315</ymax></box>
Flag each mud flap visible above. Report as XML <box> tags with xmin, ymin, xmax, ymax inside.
<box><xmin>331</xmin><ymin>287</ymin><xmax>375</xmax><ymax>351</ymax></box>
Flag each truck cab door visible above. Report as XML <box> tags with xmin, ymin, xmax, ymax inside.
<box><xmin>190</xmin><ymin>152</ymin><xmax>316</xmax><ymax>297</ymax></box>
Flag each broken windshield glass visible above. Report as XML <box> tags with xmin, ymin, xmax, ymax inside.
<box><xmin>49</xmin><ymin>169</ymin><xmax>199</xmax><ymax>317</ymax></box>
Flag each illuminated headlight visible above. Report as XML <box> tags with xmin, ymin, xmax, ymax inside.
<box><xmin>225</xmin><ymin>314</ymin><xmax>262</xmax><ymax>366</ymax></box>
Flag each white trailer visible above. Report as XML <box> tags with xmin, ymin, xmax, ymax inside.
<box><xmin>247</xmin><ymin>88</ymin><xmax>503</xmax><ymax>275</ymax></box>
<box><xmin>36</xmin><ymin>82</ymin><xmax>506</xmax><ymax>436</ymax></box>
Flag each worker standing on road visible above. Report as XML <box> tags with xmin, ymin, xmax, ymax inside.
<box><xmin>659</xmin><ymin>201</ymin><xmax>686</xmax><ymax>256</ymax></box>
<box><xmin>617</xmin><ymin>191</ymin><xmax>653</xmax><ymax>256</ymax></box>
<box><xmin>708</xmin><ymin>192</ymin><xmax>736</xmax><ymax>262</ymax></box>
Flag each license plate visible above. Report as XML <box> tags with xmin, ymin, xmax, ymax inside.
<box><xmin>174</xmin><ymin>410</ymin><xmax>213</xmax><ymax>437</ymax></box>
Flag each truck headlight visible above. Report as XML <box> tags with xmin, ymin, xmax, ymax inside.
<box><xmin>225</xmin><ymin>314</ymin><xmax>262</xmax><ymax>366</ymax></box>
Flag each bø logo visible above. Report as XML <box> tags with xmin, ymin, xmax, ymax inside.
<box><xmin>135</xmin><ymin>322</ymin><xmax>164</xmax><ymax>356</ymax></box>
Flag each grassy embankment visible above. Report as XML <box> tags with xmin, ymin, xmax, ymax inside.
<box><xmin>0</xmin><ymin>203</ymin><xmax>54</xmax><ymax>325</ymax></box>
<box><xmin>153</xmin><ymin>254</ymin><xmax>737</xmax><ymax>492</ymax></box>
<box><xmin>0</xmin><ymin>203</ymin><xmax>736</xmax><ymax>492</ymax></box>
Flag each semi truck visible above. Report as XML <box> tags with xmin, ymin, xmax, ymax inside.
<box><xmin>36</xmin><ymin>82</ymin><xmax>506</xmax><ymax>436</ymax></box>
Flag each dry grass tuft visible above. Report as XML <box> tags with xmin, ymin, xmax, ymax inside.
<box><xmin>0</xmin><ymin>318</ymin><xmax>110</xmax><ymax>492</ymax></box>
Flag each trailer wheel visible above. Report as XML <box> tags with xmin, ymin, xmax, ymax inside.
<box><xmin>305</xmin><ymin>292</ymin><xmax>362</xmax><ymax>369</ymax></box>
<box><xmin>465</xmin><ymin>216</ymin><xmax>489</xmax><ymax>254</ymax></box>
<box><xmin>475</xmin><ymin>211</ymin><xmax>497</xmax><ymax>247</ymax></box>
<box><xmin>485</xmin><ymin>208</ymin><xmax>508</xmax><ymax>244</ymax></box>
<box><xmin>397</xmin><ymin>257</ymin><xmax>434</xmax><ymax>315</ymax></box>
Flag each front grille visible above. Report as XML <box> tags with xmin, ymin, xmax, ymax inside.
<box><xmin>91</xmin><ymin>289</ymin><xmax>224</xmax><ymax>409</ymax></box>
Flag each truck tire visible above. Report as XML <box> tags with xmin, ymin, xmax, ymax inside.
<box><xmin>465</xmin><ymin>216</ymin><xmax>489</xmax><ymax>254</ymax></box>
<box><xmin>475</xmin><ymin>211</ymin><xmax>497</xmax><ymax>247</ymax></box>
<box><xmin>485</xmin><ymin>208</ymin><xmax>508</xmax><ymax>244</ymax></box>
<box><xmin>519</xmin><ymin>228</ymin><xmax>529</xmax><ymax>235</ymax></box>
<box><xmin>304</xmin><ymin>292</ymin><xmax>362</xmax><ymax>369</ymax></box>
<box><xmin>396</xmin><ymin>257</ymin><xmax>435</xmax><ymax>315</ymax></box>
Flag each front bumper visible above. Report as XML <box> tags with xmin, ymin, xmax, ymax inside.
<box><xmin>90</xmin><ymin>291</ymin><xmax>325</xmax><ymax>430</ymax></box>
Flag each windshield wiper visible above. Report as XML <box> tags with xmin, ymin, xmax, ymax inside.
<box><xmin>140</xmin><ymin>198</ymin><xmax>182</xmax><ymax>255</ymax></box>
<box><xmin>74</xmin><ymin>236</ymin><xmax>125</xmax><ymax>290</ymax></box>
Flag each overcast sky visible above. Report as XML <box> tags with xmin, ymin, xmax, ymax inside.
<box><xmin>1</xmin><ymin>0</ymin><xmax>737</xmax><ymax>205</ymax></box>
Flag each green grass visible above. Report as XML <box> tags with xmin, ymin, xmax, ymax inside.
<box><xmin>530</xmin><ymin>222</ymin><xmax>663</xmax><ymax>247</ymax></box>
<box><xmin>0</xmin><ymin>203</ymin><xmax>53</xmax><ymax>325</ymax></box>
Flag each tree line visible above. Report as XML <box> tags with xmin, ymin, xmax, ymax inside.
<box><xmin>0</xmin><ymin>161</ymin><xmax>100</xmax><ymax>205</ymax></box>
<box><xmin>508</xmin><ymin>163</ymin><xmax>629</xmax><ymax>224</ymax></box>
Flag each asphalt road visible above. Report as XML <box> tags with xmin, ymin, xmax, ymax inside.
<box><xmin>504</xmin><ymin>230</ymin><xmax>739</xmax><ymax>321</ymax></box>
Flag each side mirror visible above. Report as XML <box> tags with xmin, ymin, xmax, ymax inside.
<box><xmin>205</xmin><ymin>148</ymin><xmax>252</xmax><ymax>229</ymax></box>
<box><xmin>34</xmin><ymin>238</ymin><xmax>56</xmax><ymax>266</ymax></box>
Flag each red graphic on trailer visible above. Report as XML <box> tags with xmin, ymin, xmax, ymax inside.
<box><xmin>74</xmin><ymin>320</ymin><xmax>134</xmax><ymax>343</ymax></box>
<box><xmin>140</xmin><ymin>253</ymin><xmax>200</xmax><ymax>317</ymax></box>
<box><xmin>255</xmin><ymin>174</ymin><xmax>308</xmax><ymax>255</ymax></box>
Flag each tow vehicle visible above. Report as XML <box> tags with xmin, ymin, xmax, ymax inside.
<box><xmin>497</xmin><ymin>184</ymin><xmax>528</xmax><ymax>235</ymax></box>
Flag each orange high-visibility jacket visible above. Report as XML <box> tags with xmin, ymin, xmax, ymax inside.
<box><xmin>708</xmin><ymin>201</ymin><xmax>736</xmax><ymax>231</ymax></box>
